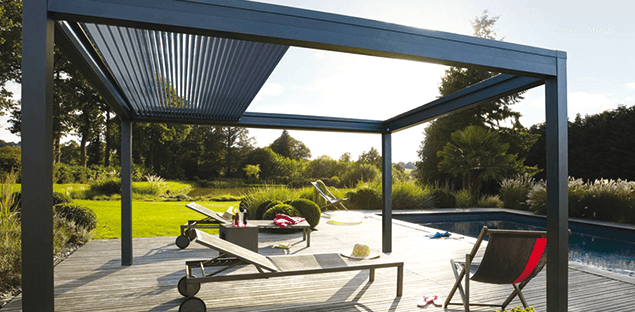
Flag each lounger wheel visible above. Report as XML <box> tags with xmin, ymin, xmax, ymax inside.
<box><xmin>179</xmin><ymin>297</ymin><xmax>206</xmax><ymax>312</ymax></box>
<box><xmin>185</xmin><ymin>228</ymin><xmax>196</xmax><ymax>240</ymax></box>
<box><xmin>178</xmin><ymin>276</ymin><xmax>200</xmax><ymax>297</ymax></box>
<box><xmin>176</xmin><ymin>235</ymin><xmax>190</xmax><ymax>249</ymax></box>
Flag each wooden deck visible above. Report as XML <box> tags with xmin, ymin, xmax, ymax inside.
<box><xmin>4</xmin><ymin>213</ymin><xmax>635</xmax><ymax>311</ymax></box>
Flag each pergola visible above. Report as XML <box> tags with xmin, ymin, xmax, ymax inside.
<box><xmin>22</xmin><ymin>0</ymin><xmax>569</xmax><ymax>311</ymax></box>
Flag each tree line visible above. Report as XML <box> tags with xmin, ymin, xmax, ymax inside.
<box><xmin>525</xmin><ymin>106</ymin><xmax>635</xmax><ymax>182</ymax></box>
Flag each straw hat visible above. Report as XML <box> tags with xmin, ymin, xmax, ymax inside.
<box><xmin>341</xmin><ymin>243</ymin><xmax>379</xmax><ymax>260</ymax></box>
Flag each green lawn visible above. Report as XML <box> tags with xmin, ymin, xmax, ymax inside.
<box><xmin>76</xmin><ymin>200</ymin><xmax>239</xmax><ymax>239</ymax></box>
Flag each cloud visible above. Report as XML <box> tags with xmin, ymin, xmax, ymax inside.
<box><xmin>624</xmin><ymin>82</ymin><xmax>635</xmax><ymax>90</ymax></box>
<box><xmin>625</xmin><ymin>96</ymin><xmax>634</xmax><ymax>103</ymax></box>
<box><xmin>568</xmin><ymin>92</ymin><xmax>619</xmax><ymax>117</ymax></box>
<box><xmin>301</xmin><ymin>53</ymin><xmax>445</xmax><ymax>119</ymax></box>
<box><xmin>252</xmin><ymin>82</ymin><xmax>284</xmax><ymax>102</ymax></box>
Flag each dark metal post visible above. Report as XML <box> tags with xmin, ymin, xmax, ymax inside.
<box><xmin>545</xmin><ymin>54</ymin><xmax>568</xmax><ymax>312</ymax></box>
<box><xmin>21</xmin><ymin>1</ymin><xmax>54</xmax><ymax>311</ymax></box>
<box><xmin>121</xmin><ymin>119</ymin><xmax>133</xmax><ymax>265</ymax></box>
<box><xmin>381</xmin><ymin>132</ymin><xmax>392</xmax><ymax>252</ymax></box>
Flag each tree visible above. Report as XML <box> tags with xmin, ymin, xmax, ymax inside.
<box><xmin>305</xmin><ymin>155</ymin><xmax>338</xmax><ymax>179</ymax></box>
<box><xmin>357</xmin><ymin>147</ymin><xmax>381</xmax><ymax>169</ymax></box>
<box><xmin>526</xmin><ymin>105</ymin><xmax>635</xmax><ymax>181</ymax></box>
<box><xmin>438</xmin><ymin>126</ymin><xmax>515</xmax><ymax>197</ymax></box>
<box><xmin>0</xmin><ymin>145</ymin><xmax>20</xmax><ymax>173</ymax></box>
<box><xmin>0</xmin><ymin>0</ymin><xmax>22</xmax><ymax>114</ymax></box>
<box><xmin>269</xmin><ymin>130</ymin><xmax>311</xmax><ymax>160</ymax></box>
<box><xmin>219</xmin><ymin>127</ymin><xmax>254</xmax><ymax>177</ymax></box>
<box><xmin>178</xmin><ymin>125</ymin><xmax>224</xmax><ymax>179</ymax></box>
<box><xmin>414</xmin><ymin>10</ymin><xmax>534</xmax><ymax>187</ymax></box>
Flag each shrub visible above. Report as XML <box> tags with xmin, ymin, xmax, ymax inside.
<box><xmin>9</xmin><ymin>191</ymin><xmax>70</xmax><ymax>217</ymax></box>
<box><xmin>391</xmin><ymin>181</ymin><xmax>435</xmax><ymax>210</ymax></box>
<box><xmin>88</xmin><ymin>177</ymin><xmax>121</xmax><ymax>196</ymax></box>
<box><xmin>54</xmin><ymin>163</ymin><xmax>75</xmax><ymax>183</ymax></box>
<box><xmin>454</xmin><ymin>189</ymin><xmax>474</xmax><ymax>208</ymax></box>
<box><xmin>255</xmin><ymin>200</ymin><xmax>283</xmax><ymax>219</ymax></box>
<box><xmin>262</xmin><ymin>203</ymin><xmax>301</xmax><ymax>220</ymax></box>
<box><xmin>0</xmin><ymin>173</ymin><xmax>20</xmax><ymax>293</ymax></box>
<box><xmin>346</xmin><ymin>187</ymin><xmax>382</xmax><ymax>210</ymax></box>
<box><xmin>287</xmin><ymin>199</ymin><xmax>321</xmax><ymax>228</ymax></box>
<box><xmin>431</xmin><ymin>189</ymin><xmax>456</xmax><ymax>208</ymax></box>
<box><xmin>500</xmin><ymin>173</ymin><xmax>535</xmax><ymax>210</ymax></box>
<box><xmin>477</xmin><ymin>194</ymin><xmax>503</xmax><ymax>208</ymax></box>
<box><xmin>54</xmin><ymin>203</ymin><xmax>98</xmax><ymax>231</ymax></box>
<box><xmin>527</xmin><ymin>177</ymin><xmax>635</xmax><ymax>224</ymax></box>
<box><xmin>54</xmin><ymin>192</ymin><xmax>72</xmax><ymax>205</ymax></box>
<box><xmin>0</xmin><ymin>220</ymin><xmax>20</xmax><ymax>292</ymax></box>
<box><xmin>329</xmin><ymin>176</ymin><xmax>341</xmax><ymax>187</ymax></box>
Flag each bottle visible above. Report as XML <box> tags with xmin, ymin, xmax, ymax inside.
<box><xmin>242</xmin><ymin>208</ymin><xmax>248</xmax><ymax>226</ymax></box>
<box><xmin>232</xmin><ymin>206</ymin><xmax>240</xmax><ymax>226</ymax></box>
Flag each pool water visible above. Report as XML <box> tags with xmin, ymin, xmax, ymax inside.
<box><xmin>395</xmin><ymin>213</ymin><xmax>635</xmax><ymax>277</ymax></box>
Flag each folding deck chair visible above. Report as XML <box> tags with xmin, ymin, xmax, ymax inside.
<box><xmin>310</xmin><ymin>181</ymin><xmax>348</xmax><ymax>211</ymax></box>
<box><xmin>444</xmin><ymin>227</ymin><xmax>550</xmax><ymax>312</ymax></box>
<box><xmin>176</xmin><ymin>202</ymin><xmax>312</xmax><ymax>249</ymax></box>
<box><xmin>310</xmin><ymin>181</ymin><xmax>364</xmax><ymax>225</ymax></box>
<box><xmin>177</xmin><ymin>229</ymin><xmax>404</xmax><ymax>312</ymax></box>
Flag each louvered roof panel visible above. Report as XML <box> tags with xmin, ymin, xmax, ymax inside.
<box><xmin>82</xmin><ymin>23</ymin><xmax>288</xmax><ymax>121</ymax></box>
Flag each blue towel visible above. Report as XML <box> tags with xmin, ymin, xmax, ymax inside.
<box><xmin>427</xmin><ymin>231</ymin><xmax>450</xmax><ymax>239</ymax></box>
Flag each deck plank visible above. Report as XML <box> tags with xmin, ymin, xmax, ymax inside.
<box><xmin>3</xmin><ymin>213</ymin><xmax>634</xmax><ymax>311</ymax></box>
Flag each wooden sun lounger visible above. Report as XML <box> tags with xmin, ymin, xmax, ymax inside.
<box><xmin>176</xmin><ymin>202</ymin><xmax>312</xmax><ymax>249</ymax></box>
<box><xmin>177</xmin><ymin>229</ymin><xmax>404</xmax><ymax>312</ymax></box>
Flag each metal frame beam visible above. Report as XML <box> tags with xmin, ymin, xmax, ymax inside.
<box><xmin>121</xmin><ymin>120</ymin><xmax>133</xmax><ymax>265</ymax></box>
<box><xmin>545</xmin><ymin>56</ymin><xmax>568</xmax><ymax>312</ymax></box>
<box><xmin>48</xmin><ymin>0</ymin><xmax>558</xmax><ymax>77</ymax></box>
<box><xmin>385</xmin><ymin>74</ymin><xmax>544</xmax><ymax>132</ymax></box>
<box><xmin>381</xmin><ymin>132</ymin><xmax>392</xmax><ymax>253</ymax></box>
<box><xmin>21</xmin><ymin>0</ymin><xmax>55</xmax><ymax>311</ymax></box>
<box><xmin>133</xmin><ymin>112</ymin><xmax>386</xmax><ymax>133</ymax></box>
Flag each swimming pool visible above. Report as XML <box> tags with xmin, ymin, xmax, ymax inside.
<box><xmin>393</xmin><ymin>210</ymin><xmax>635</xmax><ymax>277</ymax></box>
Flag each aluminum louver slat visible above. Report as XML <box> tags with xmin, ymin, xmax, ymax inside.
<box><xmin>82</xmin><ymin>23</ymin><xmax>287</xmax><ymax>121</ymax></box>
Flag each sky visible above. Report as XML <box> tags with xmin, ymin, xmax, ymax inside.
<box><xmin>2</xmin><ymin>0</ymin><xmax>634</xmax><ymax>163</ymax></box>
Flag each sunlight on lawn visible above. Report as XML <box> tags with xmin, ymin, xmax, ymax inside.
<box><xmin>75</xmin><ymin>200</ymin><xmax>239</xmax><ymax>239</ymax></box>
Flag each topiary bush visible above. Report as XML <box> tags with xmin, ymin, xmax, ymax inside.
<box><xmin>255</xmin><ymin>200</ymin><xmax>283</xmax><ymax>219</ymax></box>
<box><xmin>262</xmin><ymin>203</ymin><xmax>301</xmax><ymax>220</ymax></box>
<box><xmin>431</xmin><ymin>189</ymin><xmax>456</xmax><ymax>208</ymax></box>
<box><xmin>240</xmin><ymin>185</ymin><xmax>301</xmax><ymax>218</ymax></box>
<box><xmin>286</xmin><ymin>199</ymin><xmax>321</xmax><ymax>228</ymax></box>
<box><xmin>54</xmin><ymin>203</ymin><xmax>98</xmax><ymax>231</ymax></box>
<box><xmin>53</xmin><ymin>192</ymin><xmax>72</xmax><ymax>205</ymax></box>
